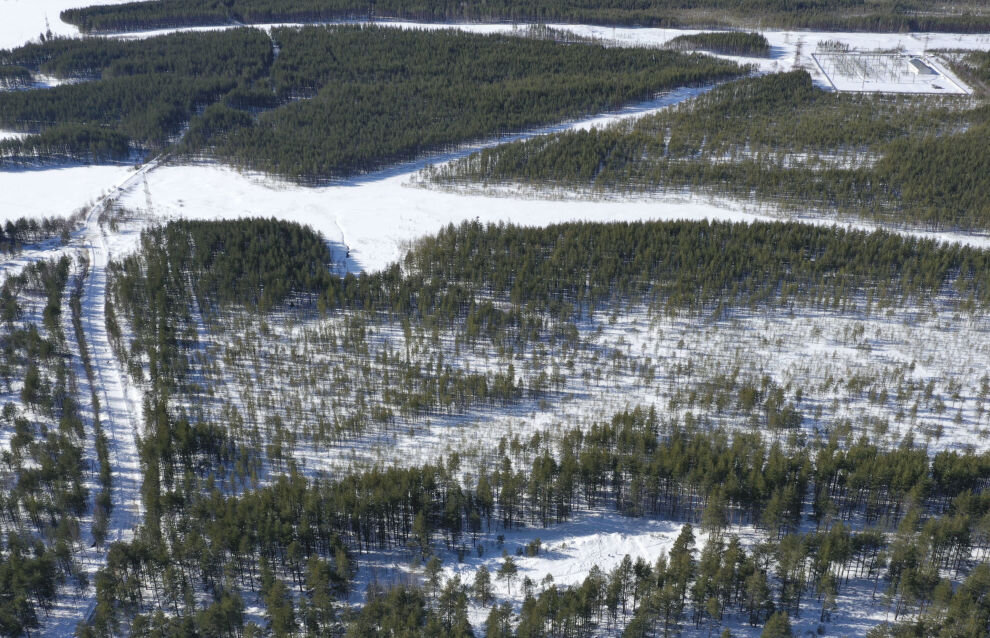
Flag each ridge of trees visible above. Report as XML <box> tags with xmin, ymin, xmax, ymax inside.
<box><xmin>664</xmin><ymin>32</ymin><xmax>771</xmax><ymax>57</ymax></box>
<box><xmin>0</xmin><ymin>26</ymin><xmax>743</xmax><ymax>178</ymax></box>
<box><xmin>183</xmin><ymin>25</ymin><xmax>743</xmax><ymax>180</ymax></box>
<box><xmin>59</xmin><ymin>0</ymin><xmax>990</xmax><ymax>34</ymax></box>
<box><xmin>429</xmin><ymin>70</ymin><xmax>990</xmax><ymax>232</ymax></box>
<box><xmin>112</xmin><ymin>218</ymin><xmax>990</xmax><ymax>354</ymax></box>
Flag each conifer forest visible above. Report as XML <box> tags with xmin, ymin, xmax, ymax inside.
<box><xmin>2</xmin><ymin>2</ymin><xmax>990</xmax><ymax>638</ymax></box>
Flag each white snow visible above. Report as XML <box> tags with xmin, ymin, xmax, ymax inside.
<box><xmin>813</xmin><ymin>51</ymin><xmax>970</xmax><ymax>94</ymax></box>
<box><xmin>0</xmin><ymin>0</ymin><xmax>154</xmax><ymax>50</ymax></box>
<box><xmin>0</xmin><ymin>129</ymin><xmax>28</xmax><ymax>141</ymax></box>
<box><xmin>111</xmin><ymin>162</ymin><xmax>990</xmax><ymax>276</ymax></box>
<box><xmin>0</xmin><ymin>164</ymin><xmax>134</xmax><ymax>222</ymax></box>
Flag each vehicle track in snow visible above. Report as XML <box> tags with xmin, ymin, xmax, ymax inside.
<box><xmin>37</xmin><ymin>157</ymin><xmax>161</xmax><ymax>635</ymax></box>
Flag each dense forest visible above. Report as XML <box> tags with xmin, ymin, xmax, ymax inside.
<box><xmin>60</xmin><ymin>0</ymin><xmax>990</xmax><ymax>34</ymax></box>
<box><xmin>111</xmin><ymin>217</ymin><xmax>990</xmax><ymax>333</ymax></box>
<box><xmin>429</xmin><ymin>70</ymin><xmax>990</xmax><ymax>232</ymax></box>
<box><xmin>0</xmin><ymin>29</ymin><xmax>271</xmax><ymax>165</ymax></box>
<box><xmin>663</xmin><ymin>32</ymin><xmax>771</xmax><ymax>57</ymax></box>
<box><xmin>951</xmin><ymin>49</ymin><xmax>990</xmax><ymax>94</ymax></box>
<box><xmin>0</xmin><ymin>26</ymin><xmax>742</xmax><ymax>177</ymax></box>
<box><xmin>186</xmin><ymin>26</ymin><xmax>743</xmax><ymax>180</ymax></box>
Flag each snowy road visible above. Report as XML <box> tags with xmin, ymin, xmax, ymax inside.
<box><xmin>79</xmin><ymin>156</ymin><xmax>158</xmax><ymax>545</ymax></box>
<box><xmin>36</xmin><ymin>158</ymin><xmax>157</xmax><ymax>635</ymax></box>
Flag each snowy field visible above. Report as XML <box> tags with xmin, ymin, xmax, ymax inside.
<box><xmin>0</xmin><ymin>164</ymin><xmax>133</xmax><ymax>221</ymax></box>
<box><xmin>813</xmin><ymin>51</ymin><xmax>970</xmax><ymax>93</ymax></box>
<box><xmin>0</xmin><ymin>0</ymin><xmax>153</xmax><ymax>48</ymax></box>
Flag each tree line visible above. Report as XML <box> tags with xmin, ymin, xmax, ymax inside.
<box><xmin>60</xmin><ymin>0</ymin><xmax>990</xmax><ymax>34</ymax></box>
<box><xmin>664</xmin><ymin>32</ymin><xmax>771</xmax><ymax>57</ymax></box>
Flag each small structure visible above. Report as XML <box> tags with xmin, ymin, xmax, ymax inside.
<box><xmin>908</xmin><ymin>57</ymin><xmax>937</xmax><ymax>75</ymax></box>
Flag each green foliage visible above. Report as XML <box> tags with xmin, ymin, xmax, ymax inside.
<box><xmin>761</xmin><ymin>611</ymin><xmax>794</xmax><ymax>637</ymax></box>
<box><xmin>0</xmin><ymin>26</ymin><xmax>742</xmax><ymax>177</ymax></box>
<box><xmin>0</xmin><ymin>29</ymin><xmax>270</xmax><ymax>163</ymax></box>
<box><xmin>190</xmin><ymin>25</ymin><xmax>743</xmax><ymax>179</ymax></box>
<box><xmin>0</xmin><ymin>124</ymin><xmax>131</xmax><ymax>165</ymax></box>
<box><xmin>665</xmin><ymin>31</ymin><xmax>771</xmax><ymax>56</ymax></box>
<box><xmin>0</xmin><ymin>30</ymin><xmax>272</xmax><ymax>80</ymax></box>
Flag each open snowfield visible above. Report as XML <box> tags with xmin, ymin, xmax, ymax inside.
<box><xmin>0</xmin><ymin>0</ymin><xmax>154</xmax><ymax>49</ymax></box>
<box><xmin>0</xmin><ymin>164</ymin><xmax>134</xmax><ymax>221</ymax></box>
<box><xmin>173</xmin><ymin>294</ymin><xmax>990</xmax><ymax>492</ymax></box>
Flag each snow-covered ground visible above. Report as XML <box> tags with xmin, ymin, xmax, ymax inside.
<box><xmin>0</xmin><ymin>0</ymin><xmax>153</xmax><ymax>49</ymax></box>
<box><xmin>175</xmin><ymin>295</ymin><xmax>990</xmax><ymax>496</ymax></box>
<box><xmin>0</xmin><ymin>129</ymin><xmax>28</xmax><ymax>141</ymax></box>
<box><xmin>0</xmin><ymin>164</ymin><xmax>134</xmax><ymax>222</ymax></box>
<box><xmin>106</xmin><ymin>162</ymin><xmax>990</xmax><ymax>276</ymax></box>
<box><xmin>1</xmin><ymin>14</ymin><xmax>989</xmax><ymax>636</ymax></box>
<box><xmin>813</xmin><ymin>51</ymin><xmax>970</xmax><ymax>93</ymax></box>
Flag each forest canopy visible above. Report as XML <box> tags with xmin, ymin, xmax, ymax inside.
<box><xmin>428</xmin><ymin>70</ymin><xmax>990</xmax><ymax>232</ymax></box>
<box><xmin>0</xmin><ymin>26</ymin><xmax>744</xmax><ymax>178</ymax></box>
<box><xmin>664</xmin><ymin>31</ymin><xmax>771</xmax><ymax>57</ymax></box>
<box><xmin>60</xmin><ymin>0</ymin><xmax>990</xmax><ymax>34</ymax></box>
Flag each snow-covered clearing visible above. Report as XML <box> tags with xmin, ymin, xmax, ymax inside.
<box><xmin>813</xmin><ymin>51</ymin><xmax>970</xmax><ymax>94</ymax></box>
<box><xmin>0</xmin><ymin>164</ymin><xmax>134</xmax><ymax>222</ymax></box>
<box><xmin>0</xmin><ymin>0</ymin><xmax>154</xmax><ymax>49</ymax></box>
<box><xmin>107</xmin><ymin>161</ymin><xmax>990</xmax><ymax>276</ymax></box>
<box><xmin>436</xmin><ymin>511</ymin><xmax>890</xmax><ymax>638</ymax></box>
<box><xmin>166</xmin><ymin>295</ymin><xmax>990</xmax><ymax>500</ymax></box>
